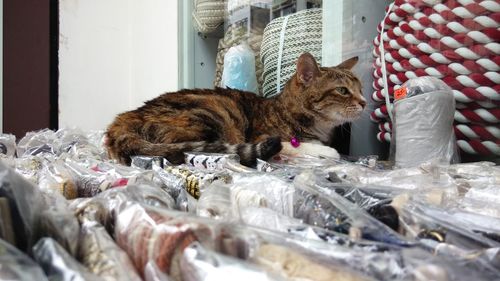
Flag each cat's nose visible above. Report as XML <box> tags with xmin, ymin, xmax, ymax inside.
<box><xmin>358</xmin><ymin>99</ymin><xmax>367</xmax><ymax>109</ymax></box>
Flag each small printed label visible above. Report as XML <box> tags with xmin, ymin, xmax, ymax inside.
<box><xmin>394</xmin><ymin>87</ymin><xmax>407</xmax><ymax>100</ymax></box>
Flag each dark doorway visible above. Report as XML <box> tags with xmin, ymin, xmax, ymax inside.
<box><xmin>3</xmin><ymin>0</ymin><xmax>58</xmax><ymax>139</ymax></box>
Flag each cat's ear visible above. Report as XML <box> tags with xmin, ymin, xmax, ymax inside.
<box><xmin>336</xmin><ymin>57</ymin><xmax>358</xmax><ymax>70</ymax></box>
<box><xmin>296</xmin><ymin>53</ymin><xmax>320</xmax><ymax>87</ymax></box>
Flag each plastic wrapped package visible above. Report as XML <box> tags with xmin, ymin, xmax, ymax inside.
<box><xmin>78</xmin><ymin>221</ymin><xmax>142</xmax><ymax>281</ymax></box>
<box><xmin>184</xmin><ymin>152</ymin><xmax>241</xmax><ymax>172</ymax></box>
<box><xmin>61</xmin><ymin>129</ymin><xmax>109</xmax><ymax>163</ymax></box>
<box><xmin>372</xmin><ymin>1</ymin><xmax>499</xmax><ymax>157</ymax></box>
<box><xmin>144</xmin><ymin>261</ymin><xmax>173</xmax><ymax>281</ymax></box>
<box><xmin>196</xmin><ymin>183</ymin><xmax>232</xmax><ymax>220</ymax></box>
<box><xmin>114</xmin><ymin>204</ymin><xmax>218</xmax><ymax>279</ymax></box>
<box><xmin>252</xmin><ymin>243</ymin><xmax>375</xmax><ymax>281</ymax></box>
<box><xmin>57</xmin><ymin>128</ymin><xmax>107</xmax><ymax>159</ymax></box>
<box><xmin>150</xmin><ymin>165</ymin><xmax>198</xmax><ymax>211</ymax></box>
<box><xmin>126</xmin><ymin>183</ymin><xmax>176</xmax><ymax>210</ymax></box>
<box><xmin>240</xmin><ymin>207</ymin><xmax>304</xmax><ymax>232</ymax></box>
<box><xmin>116</xmin><ymin>204</ymin><xmax>386</xmax><ymax>280</ymax></box>
<box><xmin>56</xmin><ymin>128</ymin><xmax>92</xmax><ymax>153</ymax></box>
<box><xmin>293</xmin><ymin>170</ymin><xmax>412</xmax><ymax>246</ymax></box>
<box><xmin>419</xmin><ymin>239</ymin><xmax>500</xmax><ymax>279</ymax></box>
<box><xmin>0</xmin><ymin>161</ymin><xmax>46</xmax><ymax>251</ymax></box>
<box><xmin>63</xmin><ymin>158</ymin><xmax>114</xmax><ymax>197</ymax></box>
<box><xmin>0</xmin><ymin>133</ymin><xmax>16</xmax><ymax>157</ymax></box>
<box><xmin>71</xmin><ymin>197</ymin><xmax>116</xmax><ymax>232</ymax></box>
<box><xmin>457</xmin><ymin>198</ymin><xmax>500</xmax><ymax>219</ymax></box>
<box><xmin>395</xmin><ymin>202</ymin><xmax>500</xmax><ymax>277</ymax></box>
<box><xmin>13</xmin><ymin>155</ymin><xmax>44</xmax><ymax>184</ymax></box>
<box><xmin>86</xmin><ymin>130</ymin><xmax>107</xmax><ymax>153</ymax></box>
<box><xmin>197</xmin><ymin>174</ymin><xmax>294</xmax><ymax>221</ymax></box>
<box><xmin>219</xmin><ymin>224</ymin><xmax>499</xmax><ymax>281</ymax></box>
<box><xmin>390</xmin><ymin>77</ymin><xmax>459</xmax><ymax>168</ymax></box>
<box><xmin>325</xmin><ymin>162</ymin><xmax>459</xmax><ymax>191</ymax></box>
<box><xmin>33</xmin><ymin>237</ymin><xmax>102</xmax><ymax>281</ymax></box>
<box><xmin>180</xmin><ymin>242</ymin><xmax>283</xmax><ymax>281</ymax></box>
<box><xmin>221</xmin><ymin>43</ymin><xmax>259</xmax><ymax>94</ymax></box>
<box><xmin>214</xmin><ymin>2</ymin><xmax>269</xmax><ymax>94</ymax></box>
<box><xmin>217</xmin><ymin>226</ymin><xmax>380</xmax><ymax>281</ymax></box>
<box><xmin>2</xmin><ymin>162</ymin><xmax>80</xmax><ymax>255</ymax></box>
<box><xmin>38</xmin><ymin>192</ymin><xmax>81</xmax><ymax>256</ymax></box>
<box><xmin>0</xmin><ymin>238</ymin><xmax>49</xmax><ymax>281</ymax></box>
<box><xmin>270</xmin><ymin>154</ymin><xmax>339</xmax><ymax>169</ymax></box>
<box><xmin>0</xmin><ymin>197</ymin><xmax>15</xmax><ymax>245</ymax></box>
<box><xmin>38</xmin><ymin>160</ymin><xmax>78</xmax><ymax>199</ymax></box>
<box><xmin>397</xmin><ymin>200</ymin><xmax>500</xmax><ymax>251</ymax></box>
<box><xmin>131</xmin><ymin>155</ymin><xmax>166</xmax><ymax>170</ymax></box>
<box><xmin>16</xmin><ymin>129</ymin><xmax>60</xmax><ymax>157</ymax></box>
<box><xmin>163</xmin><ymin>166</ymin><xmax>232</xmax><ymax>200</ymax></box>
<box><xmin>70</xmin><ymin>183</ymin><xmax>177</xmax><ymax>236</ymax></box>
<box><xmin>446</xmin><ymin>162</ymin><xmax>500</xmax><ymax>191</ymax></box>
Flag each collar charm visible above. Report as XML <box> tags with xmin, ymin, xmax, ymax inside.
<box><xmin>290</xmin><ymin>137</ymin><xmax>300</xmax><ymax>148</ymax></box>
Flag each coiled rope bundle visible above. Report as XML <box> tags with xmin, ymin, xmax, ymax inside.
<box><xmin>371</xmin><ymin>0</ymin><xmax>499</xmax><ymax>156</ymax></box>
<box><xmin>260</xmin><ymin>9</ymin><xmax>322</xmax><ymax>98</ymax></box>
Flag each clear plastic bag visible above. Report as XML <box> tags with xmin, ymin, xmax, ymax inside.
<box><xmin>63</xmin><ymin>158</ymin><xmax>114</xmax><ymax>197</ymax></box>
<box><xmin>0</xmin><ymin>198</ymin><xmax>16</xmax><ymax>247</ymax></box>
<box><xmin>114</xmin><ymin>204</ymin><xmax>217</xmax><ymax>278</ymax></box>
<box><xmin>180</xmin><ymin>241</ymin><xmax>283</xmax><ymax>281</ymax></box>
<box><xmin>0</xmin><ymin>161</ymin><xmax>46</xmax><ymax>251</ymax></box>
<box><xmin>144</xmin><ymin>261</ymin><xmax>173</xmax><ymax>281</ymax></box>
<box><xmin>197</xmin><ymin>173</ymin><xmax>295</xmax><ymax>221</ymax></box>
<box><xmin>38</xmin><ymin>160</ymin><xmax>78</xmax><ymax>199</ymax></box>
<box><xmin>221</xmin><ymin>43</ymin><xmax>259</xmax><ymax>94</ymax></box>
<box><xmin>293</xmin><ymin>170</ymin><xmax>412</xmax><ymax>246</ymax></box>
<box><xmin>16</xmin><ymin>129</ymin><xmax>60</xmax><ymax>157</ymax></box>
<box><xmin>33</xmin><ymin>237</ymin><xmax>102</xmax><ymax>281</ymax></box>
<box><xmin>220</xmin><ymin>223</ymin><xmax>498</xmax><ymax>281</ymax></box>
<box><xmin>163</xmin><ymin>165</ymin><xmax>232</xmax><ymax>200</ymax></box>
<box><xmin>251</xmin><ymin>243</ymin><xmax>374</xmax><ymax>281</ymax></box>
<box><xmin>325</xmin><ymin>162</ymin><xmax>457</xmax><ymax>191</ymax></box>
<box><xmin>78</xmin><ymin>221</ymin><xmax>142</xmax><ymax>281</ymax></box>
<box><xmin>0</xmin><ymin>160</ymin><xmax>80</xmax><ymax>255</ymax></box>
<box><xmin>184</xmin><ymin>152</ymin><xmax>240</xmax><ymax>172</ymax></box>
<box><xmin>0</xmin><ymin>238</ymin><xmax>49</xmax><ymax>281</ymax></box>
<box><xmin>38</xmin><ymin>192</ymin><xmax>81</xmax><ymax>256</ymax></box>
<box><xmin>239</xmin><ymin>207</ymin><xmax>303</xmax><ymax>232</ymax></box>
<box><xmin>13</xmin><ymin>155</ymin><xmax>44</xmax><ymax>184</ymax></box>
<box><xmin>398</xmin><ymin>201</ymin><xmax>500</xmax><ymax>251</ymax></box>
<box><xmin>131</xmin><ymin>155</ymin><xmax>166</xmax><ymax>170</ymax></box>
<box><xmin>0</xmin><ymin>133</ymin><xmax>16</xmax><ymax>157</ymax></box>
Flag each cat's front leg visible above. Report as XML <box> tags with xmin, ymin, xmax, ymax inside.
<box><xmin>280</xmin><ymin>141</ymin><xmax>340</xmax><ymax>159</ymax></box>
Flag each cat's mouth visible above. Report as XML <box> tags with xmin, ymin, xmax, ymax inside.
<box><xmin>341</xmin><ymin>106</ymin><xmax>364</xmax><ymax>120</ymax></box>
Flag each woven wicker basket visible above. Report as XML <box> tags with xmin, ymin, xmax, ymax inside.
<box><xmin>192</xmin><ymin>0</ymin><xmax>226</xmax><ymax>34</ymax></box>
<box><xmin>260</xmin><ymin>8</ymin><xmax>322</xmax><ymax>97</ymax></box>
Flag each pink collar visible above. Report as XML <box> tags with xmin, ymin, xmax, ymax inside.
<box><xmin>290</xmin><ymin>137</ymin><xmax>300</xmax><ymax>148</ymax></box>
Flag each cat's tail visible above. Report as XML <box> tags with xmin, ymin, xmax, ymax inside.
<box><xmin>105</xmin><ymin>132</ymin><xmax>282</xmax><ymax>167</ymax></box>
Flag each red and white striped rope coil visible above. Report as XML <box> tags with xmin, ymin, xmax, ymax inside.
<box><xmin>372</xmin><ymin>0</ymin><xmax>499</xmax><ymax>155</ymax></box>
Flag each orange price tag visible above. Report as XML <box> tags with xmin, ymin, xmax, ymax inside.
<box><xmin>394</xmin><ymin>87</ymin><xmax>407</xmax><ymax>100</ymax></box>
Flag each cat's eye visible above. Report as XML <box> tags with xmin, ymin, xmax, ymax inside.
<box><xmin>336</xmin><ymin>87</ymin><xmax>350</xmax><ymax>96</ymax></box>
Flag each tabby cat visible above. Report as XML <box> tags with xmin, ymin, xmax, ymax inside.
<box><xmin>105</xmin><ymin>53</ymin><xmax>366</xmax><ymax>166</ymax></box>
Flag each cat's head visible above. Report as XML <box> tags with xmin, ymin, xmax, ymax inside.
<box><xmin>289</xmin><ymin>53</ymin><xmax>366</xmax><ymax>128</ymax></box>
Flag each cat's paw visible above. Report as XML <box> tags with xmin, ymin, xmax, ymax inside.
<box><xmin>280</xmin><ymin>142</ymin><xmax>340</xmax><ymax>159</ymax></box>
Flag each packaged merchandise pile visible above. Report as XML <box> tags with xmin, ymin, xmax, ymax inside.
<box><xmin>0</xmin><ymin>128</ymin><xmax>499</xmax><ymax>281</ymax></box>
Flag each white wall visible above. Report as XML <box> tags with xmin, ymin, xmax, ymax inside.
<box><xmin>59</xmin><ymin>0</ymin><xmax>178</xmax><ymax>131</ymax></box>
